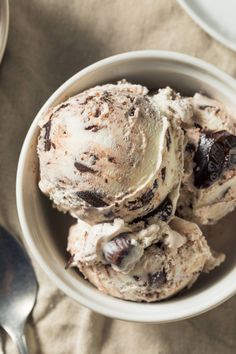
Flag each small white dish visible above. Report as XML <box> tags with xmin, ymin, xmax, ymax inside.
<box><xmin>16</xmin><ymin>51</ymin><xmax>236</xmax><ymax>323</ymax></box>
<box><xmin>0</xmin><ymin>0</ymin><xmax>9</xmax><ymax>63</ymax></box>
<box><xmin>178</xmin><ymin>0</ymin><xmax>236</xmax><ymax>52</ymax></box>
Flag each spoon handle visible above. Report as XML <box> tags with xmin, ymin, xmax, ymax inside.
<box><xmin>14</xmin><ymin>333</ymin><xmax>28</xmax><ymax>354</ymax></box>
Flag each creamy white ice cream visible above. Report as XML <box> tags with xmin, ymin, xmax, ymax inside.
<box><xmin>37</xmin><ymin>81</ymin><xmax>184</xmax><ymax>224</ymax></box>
<box><xmin>68</xmin><ymin>217</ymin><xmax>224</xmax><ymax>302</ymax></box>
<box><xmin>37</xmin><ymin>83</ymin><xmax>232</xmax><ymax>302</ymax></box>
<box><xmin>177</xmin><ymin>93</ymin><xmax>236</xmax><ymax>224</ymax></box>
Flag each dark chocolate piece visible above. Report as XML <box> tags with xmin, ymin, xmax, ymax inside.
<box><xmin>94</xmin><ymin>107</ymin><xmax>101</xmax><ymax>117</ymax></box>
<box><xmin>131</xmin><ymin>196</ymin><xmax>173</xmax><ymax>224</ymax></box>
<box><xmin>161</xmin><ymin>168</ymin><xmax>166</xmax><ymax>181</ymax></box>
<box><xmin>185</xmin><ymin>143</ymin><xmax>195</xmax><ymax>153</ymax></box>
<box><xmin>198</xmin><ymin>105</ymin><xmax>215</xmax><ymax>110</ymax></box>
<box><xmin>166</xmin><ymin>129</ymin><xmax>171</xmax><ymax>150</ymax></box>
<box><xmin>43</xmin><ymin>120</ymin><xmax>52</xmax><ymax>151</ymax></box>
<box><xmin>76</xmin><ymin>191</ymin><xmax>108</xmax><ymax>207</ymax></box>
<box><xmin>85</xmin><ymin>125</ymin><xmax>100</xmax><ymax>132</ymax></box>
<box><xmin>74</xmin><ymin>162</ymin><xmax>96</xmax><ymax>174</ymax></box>
<box><xmin>127</xmin><ymin>189</ymin><xmax>154</xmax><ymax>211</ymax></box>
<box><xmin>108</xmin><ymin>156</ymin><xmax>116</xmax><ymax>163</ymax></box>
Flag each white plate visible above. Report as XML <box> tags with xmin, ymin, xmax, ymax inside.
<box><xmin>178</xmin><ymin>0</ymin><xmax>236</xmax><ymax>52</ymax></box>
<box><xmin>0</xmin><ymin>0</ymin><xmax>9</xmax><ymax>63</ymax></box>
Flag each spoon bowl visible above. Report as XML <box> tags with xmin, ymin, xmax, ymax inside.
<box><xmin>0</xmin><ymin>226</ymin><xmax>38</xmax><ymax>354</ymax></box>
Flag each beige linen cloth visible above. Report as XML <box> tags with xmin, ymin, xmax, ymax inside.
<box><xmin>1</xmin><ymin>0</ymin><xmax>236</xmax><ymax>353</ymax></box>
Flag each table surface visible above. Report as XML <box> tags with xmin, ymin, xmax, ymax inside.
<box><xmin>0</xmin><ymin>0</ymin><xmax>236</xmax><ymax>353</ymax></box>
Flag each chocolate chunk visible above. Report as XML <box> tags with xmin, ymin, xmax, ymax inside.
<box><xmin>94</xmin><ymin>107</ymin><xmax>101</xmax><ymax>118</ymax></box>
<box><xmin>153</xmin><ymin>179</ymin><xmax>158</xmax><ymax>189</ymax></box>
<box><xmin>127</xmin><ymin>179</ymin><xmax>158</xmax><ymax>211</ymax></box>
<box><xmin>155</xmin><ymin>197</ymin><xmax>173</xmax><ymax>221</ymax></box>
<box><xmin>161</xmin><ymin>168</ymin><xmax>166</xmax><ymax>181</ymax></box>
<box><xmin>76</xmin><ymin>191</ymin><xmax>108</xmax><ymax>207</ymax></box>
<box><xmin>84</xmin><ymin>124</ymin><xmax>99</xmax><ymax>132</ymax></box>
<box><xmin>103</xmin><ymin>233</ymin><xmax>132</xmax><ymax>266</ymax></box>
<box><xmin>85</xmin><ymin>125</ymin><xmax>101</xmax><ymax>132</ymax></box>
<box><xmin>133</xmin><ymin>275</ymin><xmax>140</xmax><ymax>281</ymax></box>
<box><xmin>43</xmin><ymin>120</ymin><xmax>52</xmax><ymax>151</ymax></box>
<box><xmin>108</xmin><ymin>156</ymin><xmax>116</xmax><ymax>163</ymax></box>
<box><xmin>185</xmin><ymin>143</ymin><xmax>195</xmax><ymax>153</ymax></box>
<box><xmin>147</xmin><ymin>270</ymin><xmax>166</xmax><ymax>287</ymax></box>
<box><xmin>166</xmin><ymin>129</ymin><xmax>171</xmax><ymax>150</ymax></box>
<box><xmin>198</xmin><ymin>105</ymin><xmax>215</xmax><ymax>110</ymax></box>
<box><xmin>194</xmin><ymin>130</ymin><xmax>236</xmax><ymax>188</ymax></box>
<box><xmin>131</xmin><ymin>196</ymin><xmax>173</xmax><ymax>223</ymax></box>
<box><xmin>127</xmin><ymin>189</ymin><xmax>154</xmax><ymax>210</ymax></box>
<box><xmin>74</xmin><ymin>162</ymin><xmax>96</xmax><ymax>173</ymax></box>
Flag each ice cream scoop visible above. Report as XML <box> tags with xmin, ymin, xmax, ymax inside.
<box><xmin>177</xmin><ymin>94</ymin><xmax>236</xmax><ymax>224</ymax></box>
<box><xmin>67</xmin><ymin>217</ymin><xmax>224</xmax><ymax>302</ymax></box>
<box><xmin>37</xmin><ymin>81</ymin><xmax>184</xmax><ymax>224</ymax></box>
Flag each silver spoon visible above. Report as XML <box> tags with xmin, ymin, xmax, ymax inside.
<box><xmin>0</xmin><ymin>226</ymin><xmax>38</xmax><ymax>354</ymax></box>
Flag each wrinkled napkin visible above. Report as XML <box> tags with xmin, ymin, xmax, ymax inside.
<box><xmin>0</xmin><ymin>0</ymin><xmax>236</xmax><ymax>353</ymax></box>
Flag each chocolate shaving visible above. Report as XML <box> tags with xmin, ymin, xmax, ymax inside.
<box><xmin>85</xmin><ymin>125</ymin><xmax>101</xmax><ymax>132</ymax></box>
<box><xmin>43</xmin><ymin>120</ymin><xmax>52</xmax><ymax>151</ymax></box>
<box><xmin>54</xmin><ymin>103</ymin><xmax>70</xmax><ymax>114</ymax></box>
<box><xmin>94</xmin><ymin>107</ymin><xmax>101</xmax><ymax>117</ymax></box>
<box><xmin>76</xmin><ymin>191</ymin><xmax>108</xmax><ymax>207</ymax></box>
<box><xmin>161</xmin><ymin>168</ymin><xmax>166</xmax><ymax>181</ymax></box>
<box><xmin>153</xmin><ymin>179</ymin><xmax>158</xmax><ymax>189</ymax></box>
<box><xmin>74</xmin><ymin>162</ymin><xmax>96</xmax><ymax>174</ymax></box>
<box><xmin>198</xmin><ymin>105</ymin><xmax>215</xmax><ymax>110</ymax></box>
<box><xmin>166</xmin><ymin>129</ymin><xmax>171</xmax><ymax>150</ymax></box>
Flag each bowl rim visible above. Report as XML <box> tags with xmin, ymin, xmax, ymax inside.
<box><xmin>16</xmin><ymin>50</ymin><xmax>236</xmax><ymax>323</ymax></box>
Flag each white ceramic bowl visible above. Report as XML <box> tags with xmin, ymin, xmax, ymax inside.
<box><xmin>16</xmin><ymin>51</ymin><xmax>236</xmax><ymax>323</ymax></box>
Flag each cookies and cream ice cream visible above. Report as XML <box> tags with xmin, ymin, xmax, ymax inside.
<box><xmin>37</xmin><ymin>81</ymin><xmax>184</xmax><ymax>224</ymax></box>
<box><xmin>37</xmin><ymin>81</ymin><xmax>234</xmax><ymax>302</ymax></box>
<box><xmin>177</xmin><ymin>93</ymin><xmax>236</xmax><ymax>224</ymax></box>
<box><xmin>67</xmin><ymin>217</ymin><xmax>224</xmax><ymax>302</ymax></box>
